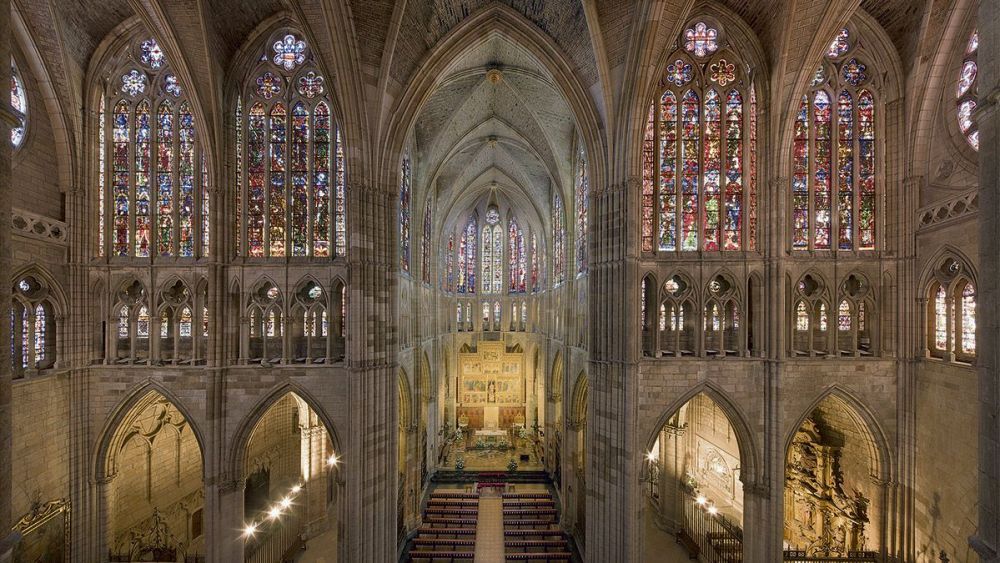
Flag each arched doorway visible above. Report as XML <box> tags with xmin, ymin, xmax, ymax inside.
<box><xmin>784</xmin><ymin>393</ymin><xmax>884</xmax><ymax>558</ymax></box>
<box><xmin>100</xmin><ymin>391</ymin><xmax>205</xmax><ymax>561</ymax></box>
<box><xmin>240</xmin><ymin>392</ymin><xmax>339</xmax><ymax>561</ymax></box>
<box><xmin>567</xmin><ymin>371</ymin><xmax>588</xmax><ymax>547</ymax></box>
<box><xmin>643</xmin><ymin>392</ymin><xmax>747</xmax><ymax>561</ymax></box>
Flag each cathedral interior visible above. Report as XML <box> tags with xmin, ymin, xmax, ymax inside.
<box><xmin>0</xmin><ymin>0</ymin><xmax>996</xmax><ymax>562</ymax></box>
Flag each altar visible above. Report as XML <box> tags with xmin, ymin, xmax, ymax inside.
<box><xmin>474</xmin><ymin>429</ymin><xmax>508</xmax><ymax>444</ymax></box>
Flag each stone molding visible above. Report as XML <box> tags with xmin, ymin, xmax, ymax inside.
<box><xmin>916</xmin><ymin>189</ymin><xmax>978</xmax><ymax>231</ymax></box>
<box><xmin>11</xmin><ymin>208</ymin><xmax>68</xmax><ymax>246</ymax></box>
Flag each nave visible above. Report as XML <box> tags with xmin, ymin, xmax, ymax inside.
<box><xmin>405</xmin><ymin>476</ymin><xmax>572</xmax><ymax>563</ymax></box>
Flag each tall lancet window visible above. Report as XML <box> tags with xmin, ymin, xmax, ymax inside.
<box><xmin>235</xmin><ymin>31</ymin><xmax>346</xmax><ymax>258</ymax></box>
<box><xmin>553</xmin><ymin>194</ymin><xmax>566</xmax><ymax>285</ymax></box>
<box><xmin>482</xmin><ymin>207</ymin><xmax>503</xmax><ymax>295</ymax></box>
<box><xmin>97</xmin><ymin>38</ymin><xmax>210</xmax><ymax>258</ymax></box>
<box><xmin>793</xmin><ymin>27</ymin><xmax>878</xmax><ymax>251</ymax></box>
<box><xmin>642</xmin><ymin>20</ymin><xmax>757</xmax><ymax>254</ymax></box>
<box><xmin>421</xmin><ymin>203</ymin><xmax>432</xmax><ymax>283</ymax></box>
<box><xmin>509</xmin><ymin>216</ymin><xmax>525</xmax><ymax>293</ymax></box>
<box><xmin>399</xmin><ymin>152</ymin><xmax>411</xmax><ymax>271</ymax></box>
<box><xmin>458</xmin><ymin>216</ymin><xmax>477</xmax><ymax>294</ymax></box>
<box><xmin>575</xmin><ymin>146</ymin><xmax>589</xmax><ymax>273</ymax></box>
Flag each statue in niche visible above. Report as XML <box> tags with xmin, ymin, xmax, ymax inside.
<box><xmin>487</xmin><ymin>380</ymin><xmax>497</xmax><ymax>403</ymax></box>
<box><xmin>784</xmin><ymin>417</ymin><xmax>870</xmax><ymax>557</ymax></box>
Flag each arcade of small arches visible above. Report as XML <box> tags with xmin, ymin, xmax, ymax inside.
<box><xmin>0</xmin><ymin>1</ymin><xmax>993</xmax><ymax>563</ymax></box>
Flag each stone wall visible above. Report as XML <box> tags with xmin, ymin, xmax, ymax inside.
<box><xmin>913</xmin><ymin>360</ymin><xmax>979</xmax><ymax>562</ymax></box>
<box><xmin>10</xmin><ymin>372</ymin><xmax>69</xmax><ymax>520</ymax></box>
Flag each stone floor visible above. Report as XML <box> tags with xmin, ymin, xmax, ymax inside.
<box><xmin>474</xmin><ymin>490</ymin><xmax>505</xmax><ymax>563</ymax></box>
<box><xmin>297</xmin><ymin>526</ymin><xmax>338</xmax><ymax>563</ymax></box>
<box><xmin>643</xmin><ymin>509</ymin><xmax>693</xmax><ymax>562</ymax></box>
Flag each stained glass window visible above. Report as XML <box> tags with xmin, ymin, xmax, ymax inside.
<box><xmin>961</xmin><ymin>283</ymin><xmax>976</xmax><ymax>355</ymax></box>
<box><xmin>818</xmin><ymin>304</ymin><xmax>828</xmax><ymax>332</ymax></box>
<box><xmin>957</xmin><ymin>30</ymin><xmax>979</xmax><ymax>150</ymax></box>
<box><xmin>32</xmin><ymin>304</ymin><xmax>45</xmax><ymax>364</ymax></box>
<box><xmin>400</xmin><ymin>153</ymin><xmax>411</xmax><ymax>271</ymax></box>
<box><xmin>576</xmin><ymin>147</ymin><xmax>589</xmax><ymax>273</ymax></box>
<box><xmin>100</xmin><ymin>40</ymin><xmax>209</xmax><ymax>258</ymax></box>
<box><xmin>553</xmin><ymin>194</ymin><xmax>566</xmax><ymax>285</ymax></box>
<box><xmin>509</xmin><ymin>216</ymin><xmax>526</xmax><ymax>293</ymax></box>
<box><xmin>494</xmin><ymin>301</ymin><xmax>501</xmax><ymax>327</ymax></box>
<box><xmin>530</xmin><ymin>233</ymin><xmax>539</xmax><ymax>292</ymax></box>
<box><xmin>641</xmin><ymin>278</ymin><xmax>648</xmax><ymax>328</ymax></box>
<box><xmin>235</xmin><ymin>98</ymin><xmax>243</xmax><ymax>255</ymax></box>
<box><xmin>482</xmin><ymin>208</ymin><xmax>503</xmax><ymax>294</ymax></box>
<box><xmin>421</xmin><ymin>203</ymin><xmax>432</xmax><ymax>284</ymax></box>
<box><xmin>796</xmin><ymin>302</ymin><xmax>809</xmax><ymax>331</ymax></box>
<box><xmin>98</xmin><ymin>98</ymin><xmax>106</xmax><ymax>255</ymax></box>
<box><xmin>10</xmin><ymin>61</ymin><xmax>26</xmax><ymax>147</ymax></box>
<box><xmin>237</xmin><ymin>32</ymin><xmax>345</xmax><ymax>258</ymax></box>
<box><xmin>202</xmin><ymin>306</ymin><xmax>209</xmax><ymax>337</ymax></box>
<box><xmin>118</xmin><ymin>306</ymin><xmax>129</xmax><ymax>339</ymax></box>
<box><xmin>159</xmin><ymin>311</ymin><xmax>170</xmax><ymax>338</ymax></box>
<box><xmin>137</xmin><ymin>306</ymin><xmax>150</xmax><ymax>338</ymax></box>
<box><xmin>826</xmin><ymin>28</ymin><xmax>850</xmax><ymax>59</ymax></box>
<box><xmin>445</xmin><ymin>234</ymin><xmax>455</xmax><ymax>291</ymax></box>
<box><xmin>838</xmin><ymin>300</ymin><xmax>851</xmax><ymax>331</ymax></box>
<box><xmin>20</xmin><ymin>308</ymin><xmax>28</xmax><ymax>368</ymax></box>
<box><xmin>934</xmin><ymin>285</ymin><xmax>948</xmax><ymax>350</ymax></box>
<box><xmin>459</xmin><ymin>216</ymin><xmax>477</xmax><ymax>293</ymax></box>
<box><xmin>684</xmin><ymin>22</ymin><xmax>718</xmax><ymax>57</ymax></box>
<box><xmin>658</xmin><ymin>304</ymin><xmax>667</xmax><ymax>331</ymax></box>
<box><xmin>644</xmin><ymin>34</ymin><xmax>756</xmax><ymax>253</ymax></box>
<box><xmin>793</xmin><ymin>31</ymin><xmax>876</xmax><ymax>251</ymax></box>
<box><xmin>179</xmin><ymin>307</ymin><xmax>192</xmax><ymax>337</ymax></box>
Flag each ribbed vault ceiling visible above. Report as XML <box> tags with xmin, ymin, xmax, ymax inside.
<box><xmin>413</xmin><ymin>33</ymin><xmax>578</xmax><ymax>237</ymax></box>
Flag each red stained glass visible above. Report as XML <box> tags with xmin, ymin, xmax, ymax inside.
<box><xmin>313</xmin><ymin>103</ymin><xmax>331</xmax><ymax>257</ymax></box>
<box><xmin>135</xmin><ymin>100</ymin><xmax>151</xmax><ymax>257</ymax></box>
<box><xmin>857</xmin><ymin>90</ymin><xmax>875</xmax><ymax>249</ymax></box>
<box><xmin>178</xmin><ymin>102</ymin><xmax>195</xmax><ymax>257</ymax></box>
<box><xmin>748</xmin><ymin>86</ymin><xmax>757</xmax><ymax>251</ymax></box>
<box><xmin>658</xmin><ymin>92</ymin><xmax>677</xmax><ymax>251</ymax></box>
<box><xmin>268</xmin><ymin>103</ymin><xmax>287</xmax><ymax>256</ymax></box>
<box><xmin>813</xmin><ymin>91</ymin><xmax>832</xmax><ymax>249</ymax></box>
<box><xmin>837</xmin><ymin>91</ymin><xmax>854</xmax><ymax>250</ymax></box>
<box><xmin>290</xmin><ymin>102</ymin><xmax>309</xmax><ymax>256</ymax></box>
<box><xmin>702</xmin><ymin>89</ymin><xmax>721</xmax><ymax>251</ymax></box>
<box><xmin>156</xmin><ymin>101</ymin><xmax>174</xmax><ymax>256</ymax></box>
<box><xmin>642</xmin><ymin>103</ymin><xmax>655</xmax><ymax>252</ymax></box>
<box><xmin>247</xmin><ymin>102</ymin><xmax>266</xmax><ymax>257</ymax></box>
<box><xmin>792</xmin><ymin>96</ymin><xmax>809</xmax><ymax>249</ymax></box>
<box><xmin>680</xmin><ymin>90</ymin><xmax>699</xmax><ymax>251</ymax></box>
<box><xmin>113</xmin><ymin>101</ymin><xmax>130</xmax><ymax>256</ymax></box>
<box><xmin>724</xmin><ymin>89</ymin><xmax>743</xmax><ymax>251</ymax></box>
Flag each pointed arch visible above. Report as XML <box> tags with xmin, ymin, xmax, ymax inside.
<box><xmin>644</xmin><ymin>381</ymin><xmax>760</xmax><ymax>486</ymax></box>
<box><xmin>382</xmin><ymin>3</ymin><xmax>606</xmax><ymax>201</ymax></box>
<box><xmin>570</xmin><ymin>371</ymin><xmax>589</xmax><ymax>427</ymax></box>
<box><xmin>94</xmin><ymin>381</ymin><xmax>206</xmax><ymax>481</ymax></box>
<box><xmin>784</xmin><ymin>385</ymin><xmax>891</xmax><ymax>482</ymax></box>
<box><xmin>226</xmin><ymin>382</ymin><xmax>343</xmax><ymax>480</ymax></box>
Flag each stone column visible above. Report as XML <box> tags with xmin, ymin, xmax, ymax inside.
<box><xmin>0</xmin><ymin>0</ymin><xmax>13</xmax><ymax>548</ymax></box>
<box><xmin>341</xmin><ymin>182</ymin><xmax>396</xmax><ymax>562</ymax></box>
<box><xmin>974</xmin><ymin>0</ymin><xmax>1000</xmax><ymax>560</ymax></box>
<box><xmin>585</xmin><ymin>178</ymin><xmax>641</xmax><ymax>562</ymax></box>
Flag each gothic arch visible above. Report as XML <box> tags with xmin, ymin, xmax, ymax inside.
<box><xmin>570</xmin><ymin>371</ymin><xmax>588</xmax><ymax>428</ymax></box>
<box><xmin>94</xmin><ymin>381</ymin><xmax>206</xmax><ymax>481</ymax></box>
<box><xmin>11</xmin><ymin>263</ymin><xmax>69</xmax><ymax>318</ymax></box>
<box><xmin>917</xmin><ymin>244</ymin><xmax>979</xmax><ymax>292</ymax></box>
<box><xmin>784</xmin><ymin>385</ymin><xmax>891</xmax><ymax>482</ymax></box>
<box><xmin>11</xmin><ymin>4</ymin><xmax>73</xmax><ymax>189</ymax></box>
<box><xmin>644</xmin><ymin>381</ymin><xmax>760</xmax><ymax>486</ymax></box>
<box><xmin>383</xmin><ymin>3</ymin><xmax>606</xmax><ymax>201</ymax></box>
<box><xmin>226</xmin><ymin>382</ymin><xmax>343</xmax><ymax>480</ymax></box>
<box><xmin>551</xmin><ymin>350</ymin><xmax>565</xmax><ymax>401</ymax></box>
<box><xmin>398</xmin><ymin>368</ymin><xmax>414</xmax><ymax>430</ymax></box>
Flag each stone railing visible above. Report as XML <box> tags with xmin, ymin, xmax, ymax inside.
<box><xmin>11</xmin><ymin>208</ymin><xmax>68</xmax><ymax>245</ymax></box>
<box><xmin>916</xmin><ymin>189</ymin><xmax>978</xmax><ymax>232</ymax></box>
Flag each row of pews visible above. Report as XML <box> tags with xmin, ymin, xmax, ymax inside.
<box><xmin>407</xmin><ymin>479</ymin><xmax>574</xmax><ymax>563</ymax></box>
<box><xmin>408</xmin><ymin>490</ymin><xmax>480</xmax><ymax>561</ymax></box>
<box><xmin>502</xmin><ymin>490</ymin><xmax>571</xmax><ymax>562</ymax></box>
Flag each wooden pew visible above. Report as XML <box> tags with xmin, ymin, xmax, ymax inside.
<box><xmin>407</xmin><ymin>551</ymin><xmax>476</xmax><ymax>562</ymax></box>
<box><xmin>504</xmin><ymin>553</ymin><xmax>572</xmax><ymax>561</ymax></box>
<box><xmin>504</xmin><ymin>539</ymin><xmax>570</xmax><ymax>553</ymax></box>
